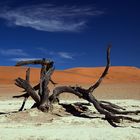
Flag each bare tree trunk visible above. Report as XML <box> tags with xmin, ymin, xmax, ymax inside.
<box><xmin>15</xmin><ymin>60</ymin><xmax>55</xmax><ymax>112</ymax></box>
<box><xmin>38</xmin><ymin>58</ymin><xmax>50</xmax><ymax>112</ymax></box>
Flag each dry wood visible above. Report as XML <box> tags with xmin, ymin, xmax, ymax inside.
<box><xmin>15</xmin><ymin>77</ymin><xmax>40</xmax><ymax>104</ymax></box>
<box><xmin>38</xmin><ymin>58</ymin><xmax>50</xmax><ymax>112</ymax></box>
<box><xmin>49</xmin><ymin>46</ymin><xmax>140</xmax><ymax>127</ymax></box>
<box><xmin>87</xmin><ymin>45</ymin><xmax>111</xmax><ymax>93</ymax></box>
<box><xmin>16</xmin><ymin>59</ymin><xmax>53</xmax><ymax>66</ymax></box>
<box><xmin>13</xmin><ymin>45</ymin><xmax>140</xmax><ymax>127</ymax></box>
<box><xmin>15</xmin><ymin>61</ymin><xmax>55</xmax><ymax>111</ymax></box>
<box><xmin>18</xmin><ymin>68</ymin><xmax>30</xmax><ymax>111</ymax></box>
<box><xmin>100</xmin><ymin>101</ymin><xmax>126</xmax><ymax>110</ymax></box>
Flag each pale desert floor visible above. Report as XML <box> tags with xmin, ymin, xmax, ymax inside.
<box><xmin>0</xmin><ymin>83</ymin><xmax>140</xmax><ymax>140</ymax></box>
<box><xmin>0</xmin><ymin>98</ymin><xmax>140</xmax><ymax>140</ymax></box>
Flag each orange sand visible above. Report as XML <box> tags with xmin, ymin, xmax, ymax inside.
<box><xmin>0</xmin><ymin>66</ymin><xmax>140</xmax><ymax>99</ymax></box>
<box><xmin>0</xmin><ymin>66</ymin><xmax>140</xmax><ymax>85</ymax></box>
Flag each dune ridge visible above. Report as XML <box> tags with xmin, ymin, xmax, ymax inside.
<box><xmin>0</xmin><ymin>66</ymin><xmax>140</xmax><ymax>85</ymax></box>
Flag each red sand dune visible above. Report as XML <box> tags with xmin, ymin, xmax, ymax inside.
<box><xmin>0</xmin><ymin>66</ymin><xmax>140</xmax><ymax>85</ymax></box>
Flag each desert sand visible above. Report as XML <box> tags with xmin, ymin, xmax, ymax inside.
<box><xmin>0</xmin><ymin>99</ymin><xmax>140</xmax><ymax>140</ymax></box>
<box><xmin>0</xmin><ymin>66</ymin><xmax>140</xmax><ymax>99</ymax></box>
<box><xmin>0</xmin><ymin>66</ymin><xmax>140</xmax><ymax>140</ymax></box>
<box><xmin>0</xmin><ymin>66</ymin><xmax>140</xmax><ymax>85</ymax></box>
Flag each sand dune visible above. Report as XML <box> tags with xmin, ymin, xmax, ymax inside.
<box><xmin>0</xmin><ymin>66</ymin><xmax>140</xmax><ymax>99</ymax></box>
<box><xmin>0</xmin><ymin>66</ymin><xmax>140</xmax><ymax>85</ymax></box>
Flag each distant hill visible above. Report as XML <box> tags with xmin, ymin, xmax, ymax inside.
<box><xmin>0</xmin><ymin>66</ymin><xmax>140</xmax><ymax>85</ymax></box>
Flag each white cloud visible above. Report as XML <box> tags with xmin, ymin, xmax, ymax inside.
<box><xmin>37</xmin><ymin>47</ymin><xmax>74</xmax><ymax>59</ymax></box>
<box><xmin>0</xmin><ymin>49</ymin><xmax>27</xmax><ymax>56</ymax></box>
<box><xmin>58</xmin><ymin>52</ymin><xmax>73</xmax><ymax>59</ymax></box>
<box><xmin>0</xmin><ymin>4</ymin><xmax>103</xmax><ymax>32</ymax></box>
<box><xmin>10</xmin><ymin>57</ymin><xmax>41</xmax><ymax>62</ymax></box>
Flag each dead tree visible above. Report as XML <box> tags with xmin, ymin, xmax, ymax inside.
<box><xmin>14</xmin><ymin>58</ymin><xmax>55</xmax><ymax>112</ymax></box>
<box><xmin>14</xmin><ymin>46</ymin><xmax>140</xmax><ymax>127</ymax></box>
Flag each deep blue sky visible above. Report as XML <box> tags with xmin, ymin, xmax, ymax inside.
<box><xmin>0</xmin><ymin>0</ymin><xmax>139</xmax><ymax>69</ymax></box>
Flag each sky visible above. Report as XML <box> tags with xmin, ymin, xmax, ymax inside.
<box><xmin>0</xmin><ymin>0</ymin><xmax>139</xmax><ymax>69</ymax></box>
